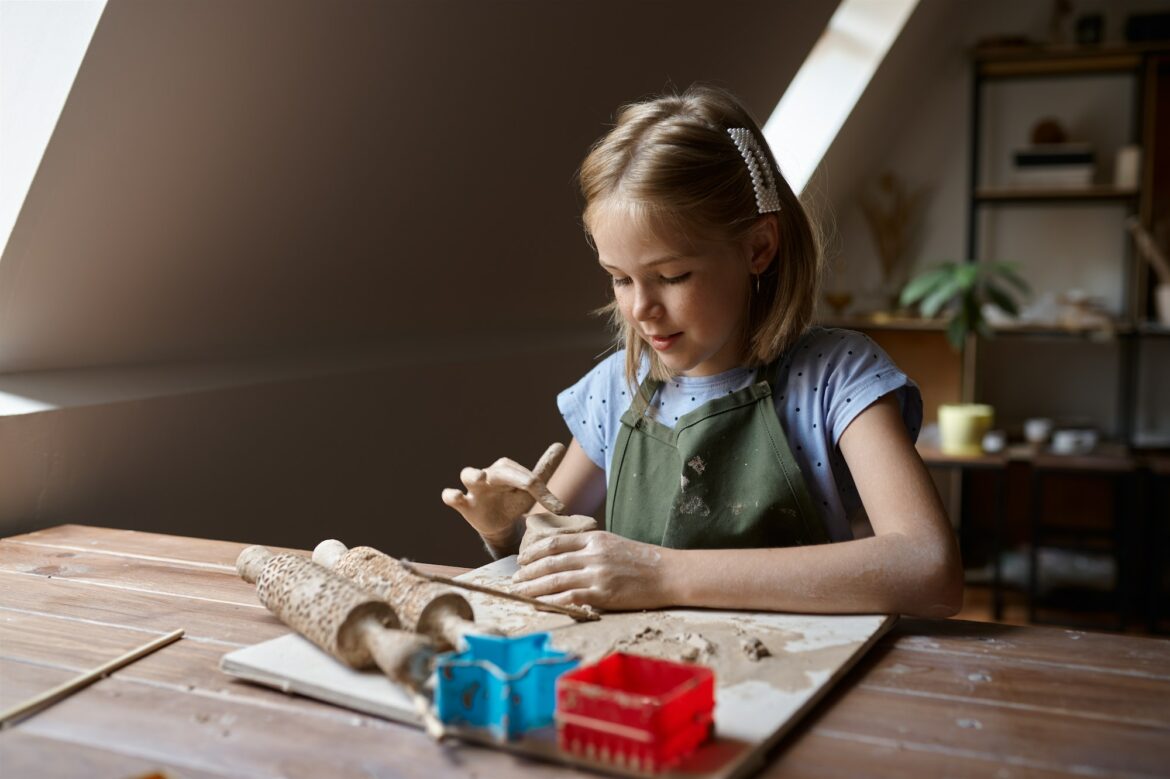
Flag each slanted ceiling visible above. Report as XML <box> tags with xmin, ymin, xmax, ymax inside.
<box><xmin>0</xmin><ymin>0</ymin><xmax>835</xmax><ymax>374</ymax></box>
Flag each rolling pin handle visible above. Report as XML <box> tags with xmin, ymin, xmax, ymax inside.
<box><xmin>355</xmin><ymin>617</ymin><xmax>435</xmax><ymax>687</ymax></box>
<box><xmin>435</xmin><ymin>611</ymin><xmax>503</xmax><ymax>652</ymax></box>
<box><xmin>312</xmin><ymin>539</ymin><xmax>349</xmax><ymax>570</ymax></box>
<box><xmin>236</xmin><ymin>545</ymin><xmax>273</xmax><ymax>584</ymax></box>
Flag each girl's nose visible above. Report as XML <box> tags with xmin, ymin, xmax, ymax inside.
<box><xmin>631</xmin><ymin>284</ymin><xmax>662</xmax><ymax>321</ymax></box>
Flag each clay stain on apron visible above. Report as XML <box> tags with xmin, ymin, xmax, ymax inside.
<box><xmin>677</xmin><ymin>494</ymin><xmax>711</xmax><ymax>517</ymax></box>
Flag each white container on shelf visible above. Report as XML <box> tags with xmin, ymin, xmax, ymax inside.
<box><xmin>1114</xmin><ymin>145</ymin><xmax>1141</xmax><ymax>189</ymax></box>
<box><xmin>981</xmin><ymin>429</ymin><xmax>1007</xmax><ymax>454</ymax></box>
<box><xmin>1024</xmin><ymin>417</ymin><xmax>1054</xmax><ymax>444</ymax></box>
<box><xmin>1051</xmin><ymin>428</ymin><xmax>1098</xmax><ymax>455</ymax></box>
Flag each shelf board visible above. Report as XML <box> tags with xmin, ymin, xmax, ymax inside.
<box><xmin>973</xmin><ymin>44</ymin><xmax>1165</xmax><ymax>77</ymax></box>
<box><xmin>990</xmin><ymin>321</ymin><xmax>1133</xmax><ymax>338</ymax></box>
<box><xmin>917</xmin><ymin>444</ymin><xmax>1008</xmax><ymax>468</ymax></box>
<box><xmin>919</xmin><ymin>442</ymin><xmax>1136</xmax><ymax>471</ymax></box>
<box><xmin>817</xmin><ymin>315</ymin><xmax>945</xmax><ymax>332</ymax></box>
<box><xmin>974</xmin><ymin>186</ymin><xmax>1139</xmax><ymax>203</ymax></box>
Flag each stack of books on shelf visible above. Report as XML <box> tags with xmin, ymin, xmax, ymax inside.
<box><xmin>1011</xmin><ymin>143</ymin><xmax>1095</xmax><ymax>188</ymax></box>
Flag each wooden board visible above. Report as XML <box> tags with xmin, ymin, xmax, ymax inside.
<box><xmin>221</xmin><ymin>556</ymin><xmax>894</xmax><ymax>778</ymax></box>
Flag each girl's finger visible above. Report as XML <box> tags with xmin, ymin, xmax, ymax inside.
<box><xmin>440</xmin><ymin>488</ymin><xmax>469</xmax><ymax>510</ymax></box>
<box><xmin>538</xmin><ymin>589</ymin><xmax>594</xmax><ymax>609</ymax></box>
<box><xmin>484</xmin><ymin>459</ymin><xmax>537</xmax><ymax>488</ymax></box>
<box><xmin>459</xmin><ymin>467</ymin><xmax>486</xmax><ymax>490</ymax></box>
<box><xmin>485</xmin><ymin>460</ymin><xmax>566</xmax><ymax>514</ymax></box>
<box><xmin>516</xmin><ymin>530</ymin><xmax>591</xmax><ymax>567</ymax></box>
<box><xmin>513</xmin><ymin>545</ymin><xmax>583</xmax><ymax>582</ymax></box>
<box><xmin>513</xmin><ymin>569</ymin><xmax>590</xmax><ymax>598</ymax></box>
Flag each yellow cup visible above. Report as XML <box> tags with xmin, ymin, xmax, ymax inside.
<box><xmin>938</xmin><ymin>404</ymin><xmax>995</xmax><ymax>456</ymax></box>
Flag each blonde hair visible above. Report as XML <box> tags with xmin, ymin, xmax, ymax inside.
<box><xmin>578</xmin><ymin>84</ymin><xmax>822</xmax><ymax>387</ymax></box>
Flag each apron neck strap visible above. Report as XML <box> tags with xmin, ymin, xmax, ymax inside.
<box><xmin>631</xmin><ymin>373</ymin><xmax>662</xmax><ymax>416</ymax></box>
<box><xmin>631</xmin><ymin>355</ymin><xmax>785</xmax><ymax>416</ymax></box>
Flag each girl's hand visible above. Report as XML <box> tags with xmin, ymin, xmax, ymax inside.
<box><xmin>511</xmin><ymin>530</ymin><xmax>674</xmax><ymax>611</ymax></box>
<box><xmin>441</xmin><ymin>443</ymin><xmax>566</xmax><ymax>547</ymax></box>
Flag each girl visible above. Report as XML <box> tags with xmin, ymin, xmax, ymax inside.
<box><xmin>442</xmin><ymin>85</ymin><xmax>962</xmax><ymax>619</ymax></box>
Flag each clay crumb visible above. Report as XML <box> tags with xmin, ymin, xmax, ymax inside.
<box><xmin>680</xmin><ymin>632</ymin><xmax>715</xmax><ymax>663</ymax></box>
<box><xmin>740</xmin><ymin>636</ymin><xmax>771</xmax><ymax>661</ymax></box>
<box><xmin>687</xmin><ymin>456</ymin><xmax>706</xmax><ymax>475</ymax></box>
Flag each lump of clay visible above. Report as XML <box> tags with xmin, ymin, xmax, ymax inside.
<box><xmin>518</xmin><ymin>513</ymin><xmax>598</xmax><ymax>556</ymax></box>
<box><xmin>740</xmin><ymin>636</ymin><xmax>771</xmax><ymax>662</ymax></box>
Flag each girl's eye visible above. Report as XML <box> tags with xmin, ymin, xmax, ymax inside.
<box><xmin>611</xmin><ymin>277</ymin><xmax>632</xmax><ymax>288</ymax></box>
<box><xmin>661</xmin><ymin>272</ymin><xmax>691</xmax><ymax>285</ymax></box>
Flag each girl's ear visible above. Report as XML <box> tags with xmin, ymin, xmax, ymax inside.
<box><xmin>747</xmin><ymin>214</ymin><xmax>779</xmax><ymax>274</ymax></box>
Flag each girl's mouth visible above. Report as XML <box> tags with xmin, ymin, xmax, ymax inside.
<box><xmin>648</xmin><ymin>333</ymin><xmax>681</xmax><ymax>350</ymax></box>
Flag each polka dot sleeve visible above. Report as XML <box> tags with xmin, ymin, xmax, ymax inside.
<box><xmin>817</xmin><ymin>330</ymin><xmax>923</xmax><ymax>445</ymax></box>
<box><xmin>555</xmin><ymin>352</ymin><xmax>626</xmax><ymax>471</ymax></box>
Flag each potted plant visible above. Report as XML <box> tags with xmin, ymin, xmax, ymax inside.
<box><xmin>899</xmin><ymin>261</ymin><xmax>1029</xmax><ymax>456</ymax></box>
<box><xmin>899</xmin><ymin>261</ymin><xmax>1030</xmax><ymax>350</ymax></box>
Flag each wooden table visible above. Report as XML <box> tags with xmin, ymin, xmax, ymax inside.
<box><xmin>2</xmin><ymin>525</ymin><xmax>1169</xmax><ymax>778</ymax></box>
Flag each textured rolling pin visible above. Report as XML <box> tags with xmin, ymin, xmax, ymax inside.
<box><xmin>235</xmin><ymin>545</ymin><xmax>443</xmax><ymax>737</ymax></box>
<box><xmin>313</xmin><ymin>540</ymin><xmax>500</xmax><ymax>651</ymax></box>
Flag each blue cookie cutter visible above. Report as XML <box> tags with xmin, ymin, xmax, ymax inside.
<box><xmin>435</xmin><ymin>632</ymin><xmax>578</xmax><ymax>740</ymax></box>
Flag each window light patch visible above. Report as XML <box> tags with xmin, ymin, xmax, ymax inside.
<box><xmin>0</xmin><ymin>0</ymin><xmax>106</xmax><ymax>257</ymax></box>
<box><xmin>763</xmin><ymin>0</ymin><xmax>919</xmax><ymax>196</ymax></box>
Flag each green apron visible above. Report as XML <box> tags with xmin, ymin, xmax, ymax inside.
<box><xmin>605</xmin><ymin>362</ymin><xmax>830</xmax><ymax>549</ymax></box>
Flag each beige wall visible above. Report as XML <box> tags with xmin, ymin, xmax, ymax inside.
<box><xmin>0</xmin><ymin>0</ymin><xmax>832</xmax><ymax>372</ymax></box>
<box><xmin>0</xmin><ymin>0</ymin><xmax>834</xmax><ymax>560</ymax></box>
<box><xmin>0</xmin><ymin>346</ymin><xmax>602</xmax><ymax>565</ymax></box>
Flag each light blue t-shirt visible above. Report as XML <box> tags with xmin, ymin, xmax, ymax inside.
<box><xmin>556</xmin><ymin>327</ymin><xmax>922</xmax><ymax>542</ymax></box>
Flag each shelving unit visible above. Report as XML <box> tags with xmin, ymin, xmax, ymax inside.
<box><xmin>824</xmin><ymin>45</ymin><xmax>1169</xmax><ymax>628</ymax></box>
<box><xmin>965</xmin><ymin>46</ymin><xmax>1170</xmax><ymax>439</ymax></box>
<box><xmin>964</xmin><ymin>44</ymin><xmax>1170</xmax><ymax>629</ymax></box>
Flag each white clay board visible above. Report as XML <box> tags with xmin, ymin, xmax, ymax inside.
<box><xmin>221</xmin><ymin>556</ymin><xmax>894</xmax><ymax>779</ymax></box>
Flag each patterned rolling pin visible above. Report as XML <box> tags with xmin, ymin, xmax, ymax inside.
<box><xmin>236</xmin><ymin>545</ymin><xmax>443</xmax><ymax>738</ymax></box>
<box><xmin>313</xmin><ymin>540</ymin><xmax>501</xmax><ymax>651</ymax></box>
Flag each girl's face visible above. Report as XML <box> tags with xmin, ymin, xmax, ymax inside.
<box><xmin>591</xmin><ymin>202</ymin><xmax>775</xmax><ymax>377</ymax></box>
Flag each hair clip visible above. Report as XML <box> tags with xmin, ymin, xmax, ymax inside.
<box><xmin>727</xmin><ymin>128</ymin><xmax>781</xmax><ymax>214</ymax></box>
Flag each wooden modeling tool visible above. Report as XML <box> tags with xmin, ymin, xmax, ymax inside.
<box><xmin>236</xmin><ymin>546</ymin><xmax>443</xmax><ymax>738</ymax></box>
<box><xmin>0</xmin><ymin>628</ymin><xmax>184</xmax><ymax>729</ymax></box>
<box><xmin>530</xmin><ymin>442</ymin><xmax>568</xmax><ymax>515</ymax></box>
<box><xmin>314</xmin><ymin>540</ymin><xmax>500</xmax><ymax>651</ymax></box>
<box><xmin>397</xmin><ymin>561</ymin><xmax>601</xmax><ymax>623</ymax></box>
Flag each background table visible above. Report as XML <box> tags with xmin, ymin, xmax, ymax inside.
<box><xmin>2</xmin><ymin>525</ymin><xmax>1168</xmax><ymax>778</ymax></box>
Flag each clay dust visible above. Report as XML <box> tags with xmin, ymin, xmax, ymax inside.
<box><xmin>457</xmin><ymin>568</ymin><xmax>856</xmax><ymax>692</ymax></box>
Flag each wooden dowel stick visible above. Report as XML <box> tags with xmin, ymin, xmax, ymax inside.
<box><xmin>399</xmin><ymin>563</ymin><xmax>600</xmax><ymax>622</ymax></box>
<box><xmin>0</xmin><ymin>628</ymin><xmax>184</xmax><ymax>729</ymax></box>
